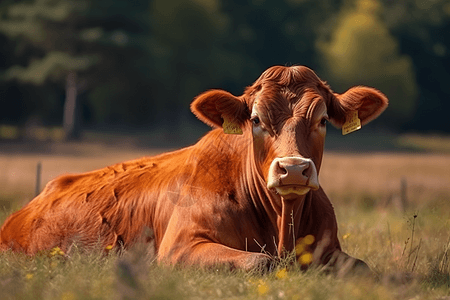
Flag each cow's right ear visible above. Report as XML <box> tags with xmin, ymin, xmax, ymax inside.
<box><xmin>190</xmin><ymin>89</ymin><xmax>249</xmax><ymax>130</ymax></box>
<box><xmin>328</xmin><ymin>86</ymin><xmax>388</xmax><ymax>128</ymax></box>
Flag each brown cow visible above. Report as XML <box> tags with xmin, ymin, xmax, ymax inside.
<box><xmin>0</xmin><ymin>66</ymin><xmax>388</xmax><ymax>272</ymax></box>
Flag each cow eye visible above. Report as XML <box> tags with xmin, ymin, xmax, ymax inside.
<box><xmin>320</xmin><ymin>117</ymin><xmax>328</xmax><ymax>126</ymax></box>
<box><xmin>252</xmin><ymin>117</ymin><xmax>261</xmax><ymax>125</ymax></box>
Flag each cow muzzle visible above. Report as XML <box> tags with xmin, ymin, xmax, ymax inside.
<box><xmin>267</xmin><ymin>157</ymin><xmax>319</xmax><ymax>197</ymax></box>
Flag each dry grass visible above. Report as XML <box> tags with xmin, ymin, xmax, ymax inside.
<box><xmin>1</xmin><ymin>141</ymin><xmax>449</xmax><ymax>299</ymax></box>
<box><xmin>321</xmin><ymin>152</ymin><xmax>450</xmax><ymax>208</ymax></box>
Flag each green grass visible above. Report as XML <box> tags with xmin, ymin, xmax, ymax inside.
<box><xmin>0</xmin><ymin>246</ymin><xmax>434</xmax><ymax>300</ymax></box>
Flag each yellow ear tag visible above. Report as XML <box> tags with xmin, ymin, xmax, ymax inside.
<box><xmin>222</xmin><ymin>115</ymin><xmax>243</xmax><ymax>135</ymax></box>
<box><xmin>342</xmin><ymin>110</ymin><xmax>361</xmax><ymax>135</ymax></box>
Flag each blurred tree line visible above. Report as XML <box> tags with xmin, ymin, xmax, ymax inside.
<box><xmin>0</xmin><ymin>0</ymin><xmax>449</xmax><ymax>140</ymax></box>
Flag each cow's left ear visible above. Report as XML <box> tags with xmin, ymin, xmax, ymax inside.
<box><xmin>191</xmin><ymin>89</ymin><xmax>249</xmax><ymax>130</ymax></box>
<box><xmin>328</xmin><ymin>86</ymin><xmax>388</xmax><ymax>128</ymax></box>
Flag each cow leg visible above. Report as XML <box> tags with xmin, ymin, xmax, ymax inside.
<box><xmin>159</xmin><ymin>241</ymin><xmax>273</xmax><ymax>272</ymax></box>
<box><xmin>324</xmin><ymin>250</ymin><xmax>373</xmax><ymax>277</ymax></box>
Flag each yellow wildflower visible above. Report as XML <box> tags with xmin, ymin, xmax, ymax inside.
<box><xmin>105</xmin><ymin>245</ymin><xmax>113</xmax><ymax>250</ymax></box>
<box><xmin>295</xmin><ymin>243</ymin><xmax>304</xmax><ymax>255</ymax></box>
<box><xmin>303</xmin><ymin>235</ymin><xmax>315</xmax><ymax>245</ymax></box>
<box><xmin>295</xmin><ymin>234</ymin><xmax>315</xmax><ymax>256</ymax></box>
<box><xmin>50</xmin><ymin>246</ymin><xmax>64</xmax><ymax>256</ymax></box>
<box><xmin>299</xmin><ymin>252</ymin><xmax>313</xmax><ymax>265</ymax></box>
<box><xmin>257</xmin><ymin>280</ymin><xmax>269</xmax><ymax>295</ymax></box>
<box><xmin>342</xmin><ymin>233</ymin><xmax>351</xmax><ymax>240</ymax></box>
<box><xmin>25</xmin><ymin>273</ymin><xmax>33</xmax><ymax>280</ymax></box>
<box><xmin>275</xmin><ymin>268</ymin><xmax>288</xmax><ymax>279</ymax></box>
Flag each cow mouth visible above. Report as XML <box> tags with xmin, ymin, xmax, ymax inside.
<box><xmin>272</xmin><ymin>185</ymin><xmax>314</xmax><ymax>197</ymax></box>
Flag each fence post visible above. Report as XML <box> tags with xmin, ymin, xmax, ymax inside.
<box><xmin>400</xmin><ymin>177</ymin><xmax>408</xmax><ymax>211</ymax></box>
<box><xmin>35</xmin><ymin>162</ymin><xmax>42</xmax><ymax>197</ymax></box>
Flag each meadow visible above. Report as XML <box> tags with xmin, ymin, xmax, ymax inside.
<box><xmin>0</xmin><ymin>137</ymin><xmax>449</xmax><ymax>299</ymax></box>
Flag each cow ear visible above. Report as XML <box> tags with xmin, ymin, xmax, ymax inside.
<box><xmin>190</xmin><ymin>89</ymin><xmax>249</xmax><ymax>129</ymax></box>
<box><xmin>328</xmin><ymin>86</ymin><xmax>388</xmax><ymax>128</ymax></box>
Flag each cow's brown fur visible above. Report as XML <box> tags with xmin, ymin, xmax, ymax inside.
<box><xmin>0</xmin><ymin>66</ymin><xmax>388</xmax><ymax>271</ymax></box>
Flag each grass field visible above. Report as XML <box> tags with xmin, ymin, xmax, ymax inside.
<box><xmin>0</xmin><ymin>140</ymin><xmax>449</xmax><ymax>299</ymax></box>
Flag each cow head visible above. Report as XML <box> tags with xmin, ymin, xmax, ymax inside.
<box><xmin>191</xmin><ymin>66</ymin><xmax>388</xmax><ymax>200</ymax></box>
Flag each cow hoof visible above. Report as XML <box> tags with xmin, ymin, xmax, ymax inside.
<box><xmin>352</xmin><ymin>258</ymin><xmax>373</xmax><ymax>274</ymax></box>
<box><xmin>244</xmin><ymin>253</ymin><xmax>273</xmax><ymax>274</ymax></box>
<box><xmin>337</xmin><ymin>257</ymin><xmax>374</xmax><ymax>278</ymax></box>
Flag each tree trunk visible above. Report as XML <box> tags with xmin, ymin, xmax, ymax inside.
<box><xmin>63</xmin><ymin>71</ymin><xmax>81</xmax><ymax>140</ymax></box>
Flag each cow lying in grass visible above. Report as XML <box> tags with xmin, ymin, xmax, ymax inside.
<box><xmin>0</xmin><ymin>65</ymin><xmax>388</xmax><ymax>273</ymax></box>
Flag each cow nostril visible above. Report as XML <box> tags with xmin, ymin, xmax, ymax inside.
<box><xmin>302</xmin><ymin>168</ymin><xmax>309</xmax><ymax>178</ymax></box>
<box><xmin>278</xmin><ymin>163</ymin><xmax>288</xmax><ymax>175</ymax></box>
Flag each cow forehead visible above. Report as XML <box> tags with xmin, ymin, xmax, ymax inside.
<box><xmin>252</xmin><ymin>86</ymin><xmax>326</xmax><ymax>123</ymax></box>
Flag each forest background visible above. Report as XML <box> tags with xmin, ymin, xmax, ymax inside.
<box><xmin>0</xmin><ymin>0</ymin><xmax>449</xmax><ymax>144</ymax></box>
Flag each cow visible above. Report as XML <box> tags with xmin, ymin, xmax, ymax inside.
<box><xmin>0</xmin><ymin>66</ymin><xmax>388</xmax><ymax>272</ymax></box>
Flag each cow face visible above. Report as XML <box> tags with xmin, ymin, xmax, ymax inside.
<box><xmin>191</xmin><ymin>66</ymin><xmax>388</xmax><ymax>199</ymax></box>
<box><xmin>249</xmin><ymin>84</ymin><xmax>327</xmax><ymax>199</ymax></box>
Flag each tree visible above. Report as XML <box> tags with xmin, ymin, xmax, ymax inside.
<box><xmin>0</xmin><ymin>0</ymin><xmax>96</xmax><ymax>139</ymax></box>
<box><xmin>147</xmin><ymin>0</ymin><xmax>245</xmax><ymax>136</ymax></box>
<box><xmin>316</xmin><ymin>0</ymin><xmax>418</xmax><ymax>128</ymax></box>
<box><xmin>381</xmin><ymin>0</ymin><xmax>450</xmax><ymax>131</ymax></box>
<box><xmin>0</xmin><ymin>0</ymin><xmax>153</xmax><ymax>139</ymax></box>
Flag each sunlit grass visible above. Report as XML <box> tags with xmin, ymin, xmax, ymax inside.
<box><xmin>1</xmin><ymin>238</ymin><xmax>448</xmax><ymax>300</ymax></box>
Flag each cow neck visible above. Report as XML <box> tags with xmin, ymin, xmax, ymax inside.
<box><xmin>244</xmin><ymin>150</ymin><xmax>278</xmax><ymax>227</ymax></box>
<box><xmin>244</xmin><ymin>148</ymin><xmax>311</xmax><ymax>257</ymax></box>
<box><xmin>276</xmin><ymin>194</ymin><xmax>309</xmax><ymax>257</ymax></box>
